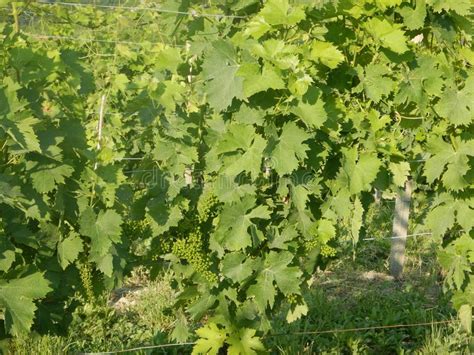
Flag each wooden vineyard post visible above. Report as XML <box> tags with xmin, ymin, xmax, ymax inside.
<box><xmin>459</xmin><ymin>304</ymin><xmax>472</xmax><ymax>334</ymax></box>
<box><xmin>389</xmin><ymin>179</ymin><xmax>413</xmax><ymax>279</ymax></box>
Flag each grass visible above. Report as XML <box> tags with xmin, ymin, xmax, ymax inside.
<box><xmin>6</xmin><ymin>199</ymin><xmax>474</xmax><ymax>354</ymax></box>
<box><xmin>9</xmin><ymin>244</ymin><xmax>472</xmax><ymax>354</ymax></box>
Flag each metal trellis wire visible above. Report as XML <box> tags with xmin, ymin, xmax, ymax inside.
<box><xmin>36</xmin><ymin>1</ymin><xmax>249</xmax><ymax>19</ymax></box>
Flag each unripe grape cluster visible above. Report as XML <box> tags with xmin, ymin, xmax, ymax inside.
<box><xmin>79</xmin><ymin>261</ymin><xmax>95</xmax><ymax>302</ymax></box>
<box><xmin>197</xmin><ymin>191</ymin><xmax>219</xmax><ymax>224</ymax></box>
<box><xmin>287</xmin><ymin>293</ymin><xmax>298</xmax><ymax>305</ymax></box>
<box><xmin>320</xmin><ymin>244</ymin><xmax>337</xmax><ymax>257</ymax></box>
<box><xmin>122</xmin><ymin>219</ymin><xmax>151</xmax><ymax>239</ymax></box>
<box><xmin>304</xmin><ymin>223</ymin><xmax>337</xmax><ymax>258</ymax></box>
<box><xmin>172</xmin><ymin>230</ymin><xmax>217</xmax><ymax>283</ymax></box>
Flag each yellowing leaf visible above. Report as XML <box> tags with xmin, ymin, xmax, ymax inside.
<box><xmin>375</xmin><ymin>0</ymin><xmax>403</xmax><ymax>10</ymax></box>
<box><xmin>310</xmin><ymin>41</ymin><xmax>345</xmax><ymax>69</ymax></box>
<box><xmin>192</xmin><ymin>323</ymin><xmax>227</xmax><ymax>355</ymax></box>
<box><xmin>286</xmin><ymin>302</ymin><xmax>309</xmax><ymax>323</ymax></box>
<box><xmin>227</xmin><ymin>328</ymin><xmax>265</xmax><ymax>355</ymax></box>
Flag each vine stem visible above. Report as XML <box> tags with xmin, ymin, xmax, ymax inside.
<box><xmin>90</xmin><ymin>94</ymin><xmax>107</xmax><ymax>206</ymax></box>
<box><xmin>93</xmin><ymin>94</ymin><xmax>107</xmax><ymax>171</ymax></box>
<box><xmin>12</xmin><ymin>2</ymin><xmax>19</xmax><ymax>33</ymax></box>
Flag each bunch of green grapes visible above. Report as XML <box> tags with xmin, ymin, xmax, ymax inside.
<box><xmin>151</xmin><ymin>238</ymin><xmax>173</xmax><ymax>261</ymax></box>
<box><xmin>79</xmin><ymin>261</ymin><xmax>95</xmax><ymax>302</ymax></box>
<box><xmin>304</xmin><ymin>223</ymin><xmax>337</xmax><ymax>258</ymax></box>
<box><xmin>320</xmin><ymin>244</ymin><xmax>337</xmax><ymax>257</ymax></box>
<box><xmin>287</xmin><ymin>293</ymin><xmax>299</xmax><ymax>305</ymax></box>
<box><xmin>197</xmin><ymin>190</ymin><xmax>219</xmax><ymax>224</ymax></box>
<box><xmin>172</xmin><ymin>230</ymin><xmax>217</xmax><ymax>283</ymax></box>
<box><xmin>304</xmin><ymin>238</ymin><xmax>319</xmax><ymax>251</ymax></box>
<box><xmin>304</xmin><ymin>239</ymin><xmax>337</xmax><ymax>257</ymax></box>
<box><xmin>122</xmin><ymin>219</ymin><xmax>151</xmax><ymax>240</ymax></box>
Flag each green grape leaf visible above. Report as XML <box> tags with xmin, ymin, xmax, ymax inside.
<box><xmin>146</xmin><ymin>198</ymin><xmax>186</xmax><ymax>236</ymax></box>
<box><xmin>310</xmin><ymin>41</ymin><xmax>345</xmax><ymax>69</ymax></box>
<box><xmin>456</xmin><ymin>204</ymin><xmax>474</xmax><ymax>233</ymax></box>
<box><xmin>192</xmin><ymin>323</ymin><xmax>227</xmax><ymax>355</ymax></box>
<box><xmin>314</xmin><ymin>219</ymin><xmax>336</xmax><ymax>243</ymax></box>
<box><xmin>30</xmin><ymin>165</ymin><xmax>74</xmax><ymax>194</ymax></box>
<box><xmin>395</xmin><ymin>55</ymin><xmax>444</xmax><ymax>106</ymax></box>
<box><xmin>213</xmin><ymin>179</ymin><xmax>257</xmax><ymax>204</ymax></box>
<box><xmin>399</xmin><ymin>0</ymin><xmax>427</xmax><ymax>30</ymax></box>
<box><xmin>339</xmin><ymin>149</ymin><xmax>382</xmax><ymax>195</ymax></box>
<box><xmin>453</xmin><ymin>234</ymin><xmax>474</xmax><ymax>263</ymax></box>
<box><xmin>247</xmin><ymin>251</ymin><xmax>302</xmax><ymax>312</ymax></box>
<box><xmin>238</xmin><ymin>63</ymin><xmax>285</xmax><ymax>98</ymax></box>
<box><xmin>156</xmin><ymin>46</ymin><xmax>181</xmax><ymax>73</ymax></box>
<box><xmin>221</xmin><ymin>252</ymin><xmax>257</xmax><ymax>283</ymax></box>
<box><xmin>441</xmin><ymin>154</ymin><xmax>470</xmax><ymax>191</ymax></box>
<box><xmin>268</xmin><ymin>226</ymin><xmax>298</xmax><ymax>250</ymax></box>
<box><xmin>452</xmin><ymin>283</ymin><xmax>474</xmax><ymax>310</ymax></box>
<box><xmin>187</xmin><ymin>292</ymin><xmax>217</xmax><ymax>320</ymax></box>
<box><xmin>202</xmin><ymin>41</ymin><xmax>244</xmax><ymax>112</ymax></box>
<box><xmin>435</xmin><ymin>87</ymin><xmax>474</xmax><ymax>126</ymax></box>
<box><xmin>375</xmin><ymin>0</ymin><xmax>403</xmax><ymax>10</ymax></box>
<box><xmin>259</xmin><ymin>0</ymin><xmax>305</xmax><ymax>26</ymax></box>
<box><xmin>356</xmin><ymin>63</ymin><xmax>395</xmax><ymax>103</ymax></box>
<box><xmin>57</xmin><ymin>231</ymin><xmax>83</xmax><ymax>270</ymax></box>
<box><xmin>438</xmin><ymin>245</ymin><xmax>470</xmax><ymax>289</ymax></box>
<box><xmin>1</xmin><ymin>117</ymin><xmax>41</xmax><ymax>153</ymax></box>
<box><xmin>427</xmin><ymin>0</ymin><xmax>472</xmax><ymax>15</ymax></box>
<box><xmin>0</xmin><ymin>238</ymin><xmax>16</xmax><ymax>272</ymax></box>
<box><xmin>424</xmin><ymin>138</ymin><xmax>474</xmax><ymax>190</ymax></box>
<box><xmin>270</xmin><ymin>122</ymin><xmax>311</xmax><ymax>176</ymax></box>
<box><xmin>425</xmin><ymin>204</ymin><xmax>456</xmax><ymax>236</ymax></box>
<box><xmin>227</xmin><ymin>328</ymin><xmax>265</xmax><ymax>355</ymax></box>
<box><xmin>213</xmin><ymin>196</ymin><xmax>270</xmax><ymax>252</ymax></box>
<box><xmin>289</xmin><ymin>183</ymin><xmax>313</xmax><ymax>235</ymax></box>
<box><xmin>365</xmin><ymin>18</ymin><xmax>409</xmax><ymax>54</ymax></box>
<box><xmin>0</xmin><ymin>272</ymin><xmax>52</xmax><ymax>335</ymax></box>
<box><xmin>424</xmin><ymin>138</ymin><xmax>454</xmax><ymax>183</ymax></box>
<box><xmin>389</xmin><ymin>162</ymin><xmax>410</xmax><ymax>187</ymax></box>
<box><xmin>79</xmin><ymin>207</ymin><xmax>122</xmax><ymax>276</ymax></box>
<box><xmin>221</xmin><ymin>133</ymin><xmax>266</xmax><ymax>180</ymax></box>
<box><xmin>263</xmin><ymin>251</ymin><xmax>302</xmax><ymax>296</ymax></box>
<box><xmin>291</xmin><ymin>87</ymin><xmax>328</xmax><ymax>129</ymax></box>
<box><xmin>247</xmin><ymin>268</ymin><xmax>276</xmax><ymax>313</ymax></box>
<box><xmin>244</xmin><ymin>16</ymin><xmax>272</xmax><ymax>39</ymax></box>
<box><xmin>460</xmin><ymin>48</ymin><xmax>474</xmax><ymax>66</ymax></box>
<box><xmin>170</xmin><ymin>313</ymin><xmax>190</xmax><ymax>343</ymax></box>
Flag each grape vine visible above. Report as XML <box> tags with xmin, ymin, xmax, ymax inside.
<box><xmin>0</xmin><ymin>0</ymin><xmax>473</xmax><ymax>352</ymax></box>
